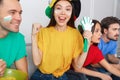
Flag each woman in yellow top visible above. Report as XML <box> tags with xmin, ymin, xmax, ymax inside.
<box><xmin>30</xmin><ymin>0</ymin><xmax>92</xmax><ymax>80</ymax></box>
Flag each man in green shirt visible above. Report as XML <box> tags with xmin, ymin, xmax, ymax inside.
<box><xmin>0</xmin><ymin>0</ymin><xmax>28</xmax><ymax>77</ymax></box>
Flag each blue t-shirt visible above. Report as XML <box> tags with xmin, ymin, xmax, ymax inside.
<box><xmin>0</xmin><ymin>32</ymin><xmax>27</xmax><ymax>68</ymax></box>
<box><xmin>97</xmin><ymin>38</ymin><xmax>117</xmax><ymax>73</ymax></box>
<box><xmin>98</xmin><ymin>38</ymin><xmax>117</xmax><ymax>56</ymax></box>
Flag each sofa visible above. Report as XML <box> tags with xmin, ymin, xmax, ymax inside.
<box><xmin>26</xmin><ymin>43</ymin><xmax>37</xmax><ymax>79</ymax></box>
<box><xmin>18</xmin><ymin>42</ymin><xmax>120</xmax><ymax>79</ymax></box>
<box><xmin>26</xmin><ymin>43</ymin><xmax>120</xmax><ymax>79</ymax></box>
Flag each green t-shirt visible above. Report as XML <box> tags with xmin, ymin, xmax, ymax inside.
<box><xmin>0</xmin><ymin>32</ymin><xmax>27</xmax><ymax>68</ymax></box>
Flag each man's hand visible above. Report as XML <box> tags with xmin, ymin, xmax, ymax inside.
<box><xmin>112</xmin><ymin>64</ymin><xmax>120</xmax><ymax>70</ymax></box>
<box><xmin>0</xmin><ymin>59</ymin><xmax>6</xmax><ymax>77</ymax></box>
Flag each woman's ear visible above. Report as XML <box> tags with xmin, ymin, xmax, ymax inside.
<box><xmin>104</xmin><ymin>28</ymin><xmax>108</xmax><ymax>34</ymax></box>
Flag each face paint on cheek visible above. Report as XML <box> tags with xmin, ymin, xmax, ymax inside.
<box><xmin>54</xmin><ymin>9</ymin><xmax>60</xmax><ymax>14</ymax></box>
<box><xmin>67</xmin><ymin>12</ymin><xmax>72</xmax><ymax>16</ymax></box>
<box><xmin>3</xmin><ymin>15</ymin><xmax>12</xmax><ymax>22</ymax></box>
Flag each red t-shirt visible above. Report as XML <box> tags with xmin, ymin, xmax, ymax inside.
<box><xmin>83</xmin><ymin>45</ymin><xmax>104</xmax><ymax>67</ymax></box>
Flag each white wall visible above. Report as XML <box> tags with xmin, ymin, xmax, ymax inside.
<box><xmin>94</xmin><ymin>0</ymin><xmax>115</xmax><ymax>21</ymax></box>
<box><xmin>19</xmin><ymin>0</ymin><xmax>49</xmax><ymax>43</ymax></box>
<box><xmin>116</xmin><ymin>0</ymin><xmax>120</xmax><ymax>19</ymax></box>
<box><xmin>19</xmin><ymin>0</ymin><xmax>118</xmax><ymax>43</ymax></box>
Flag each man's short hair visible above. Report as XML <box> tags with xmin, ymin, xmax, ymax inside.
<box><xmin>101</xmin><ymin>16</ymin><xmax>120</xmax><ymax>34</ymax></box>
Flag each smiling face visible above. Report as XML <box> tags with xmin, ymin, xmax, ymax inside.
<box><xmin>91</xmin><ymin>23</ymin><xmax>102</xmax><ymax>43</ymax></box>
<box><xmin>0</xmin><ymin>0</ymin><xmax>22</xmax><ymax>32</ymax></box>
<box><xmin>54</xmin><ymin>0</ymin><xmax>72</xmax><ymax>27</ymax></box>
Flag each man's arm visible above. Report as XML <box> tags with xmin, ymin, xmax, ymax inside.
<box><xmin>107</xmin><ymin>54</ymin><xmax>120</xmax><ymax>64</ymax></box>
<box><xmin>74</xmin><ymin>66</ymin><xmax>112</xmax><ymax>80</ymax></box>
<box><xmin>15</xmin><ymin>57</ymin><xmax>28</xmax><ymax>73</ymax></box>
<box><xmin>15</xmin><ymin>57</ymin><xmax>28</xmax><ymax>80</ymax></box>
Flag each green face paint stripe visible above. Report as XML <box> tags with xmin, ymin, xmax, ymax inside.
<box><xmin>4</xmin><ymin>16</ymin><xmax>12</xmax><ymax>22</ymax></box>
